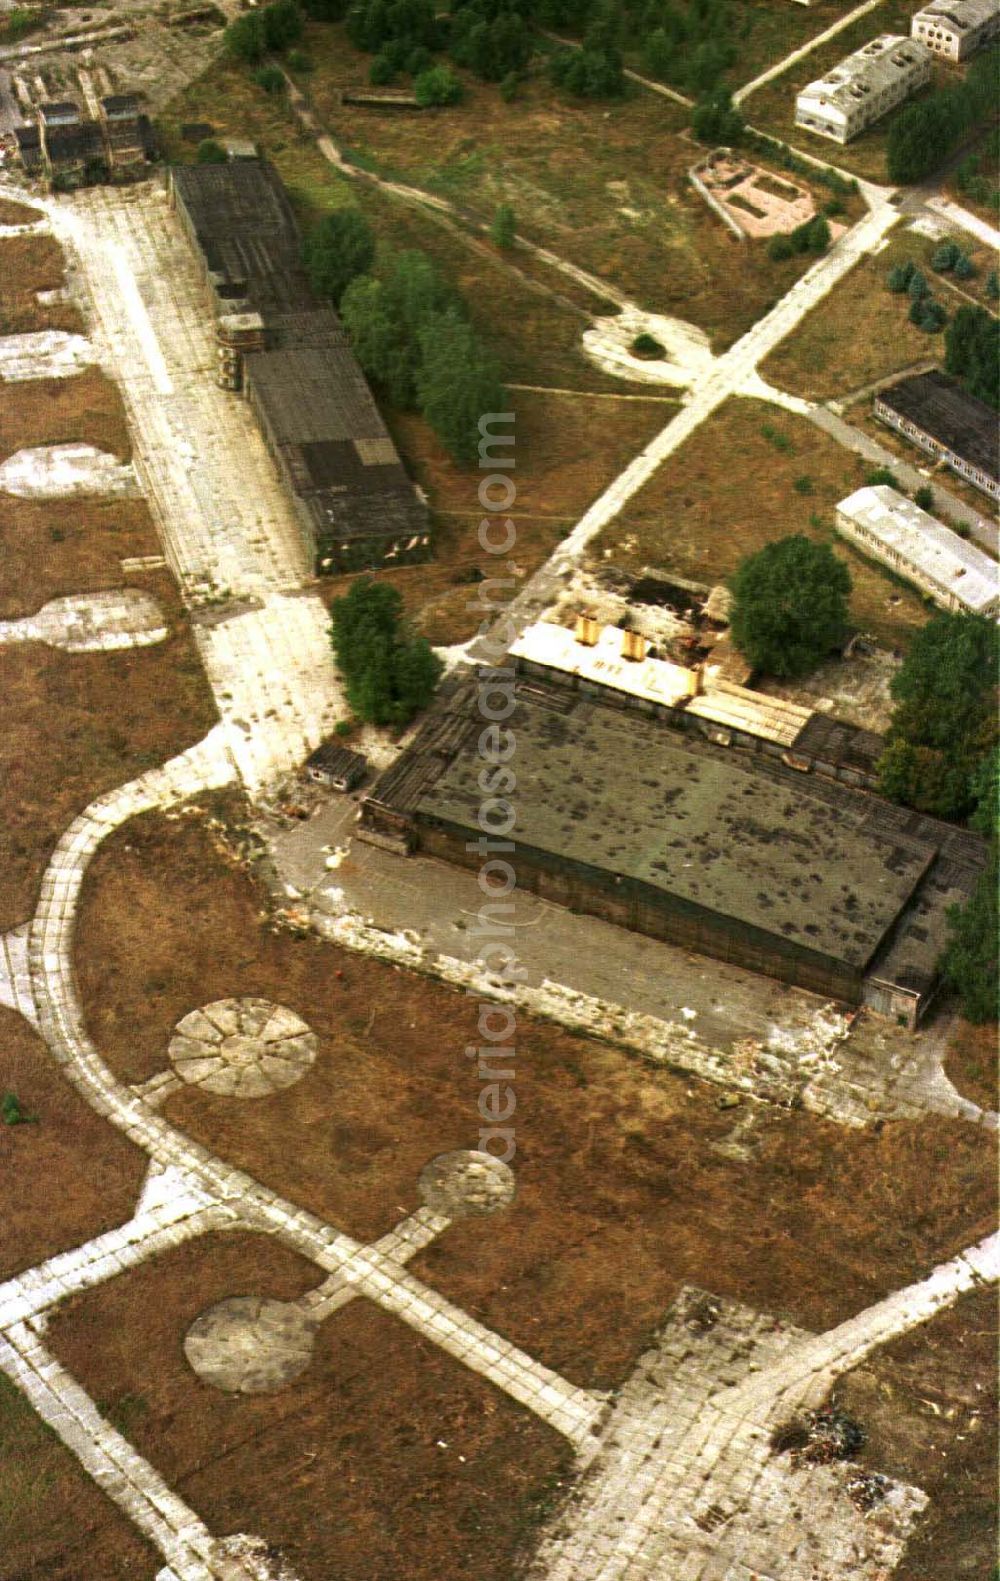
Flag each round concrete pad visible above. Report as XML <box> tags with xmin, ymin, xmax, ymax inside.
<box><xmin>169</xmin><ymin>997</ymin><xmax>317</xmax><ymax>1098</ymax></box>
<box><xmin>418</xmin><ymin>1150</ymin><xmax>516</xmax><ymax>1218</ymax></box>
<box><xmin>184</xmin><ymin>1296</ymin><xmax>316</xmax><ymax>1394</ymax></box>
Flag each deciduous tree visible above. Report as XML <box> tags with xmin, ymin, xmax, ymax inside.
<box><xmin>302</xmin><ymin>208</ymin><xmax>376</xmax><ymax>304</ymax></box>
<box><xmin>941</xmin><ymin>846</ymin><xmax>998</xmax><ymax>1023</ymax></box>
<box><xmin>330</xmin><ymin>576</ymin><xmax>442</xmax><ymax>726</ymax></box>
<box><xmin>877</xmin><ymin>612</ymin><xmax>999</xmax><ymax>818</ymax></box>
<box><xmin>728</xmin><ymin>535</ymin><xmax>852</xmax><ymax>678</ymax></box>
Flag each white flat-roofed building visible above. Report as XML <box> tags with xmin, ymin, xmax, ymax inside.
<box><xmin>836</xmin><ymin>485</ymin><xmax>999</xmax><ymax>616</ymax></box>
<box><xmin>795</xmin><ymin>34</ymin><xmax>932</xmax><ymax>143</ymax></box>
<box><xmin>912</xmin><ymin>0</ymin><xmax>1000</xmax><ymax>60</ymax></box>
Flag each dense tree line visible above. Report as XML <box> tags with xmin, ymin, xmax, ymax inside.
<box><xmin>232</xmin><ymin>0</ymin><xmax>745</xmax><ymax>100</ymax></box>
<box><xmin>874</xmin><ymin>612</ymin><xmax>998</xmax><ymax>1022</ymax></box>
<box><xmin>877</xmin><ymin>612</ymin><xmax>999</xmax><ymax>822</ymax></box>
<box><xmin>330</xmin><ymin>577</ymin><xmax>442</xmax><ymax>726</ymax></box>
<box><xmin>886</xmin><ymin>45</ymin><xmax>999</xmax><ymax>185</ymax></box>
<box><xmin>224</xmin><ymin>0</ymin><xmax>304</xmax><ymax>61</ymax></box>
<box><xmin>340</xmin><ymin>247</ymin><xmax>507</xmax><ymax>464</ymax></box>
<box><xmin>941</xmin><ymin>844</ymin><xmax>998</xmax><ymax>1023</ymax></box>
<box><xmin>944</xmin><ymin>303</ymin><xmax>999</xmax><ymax>409</ymax></box>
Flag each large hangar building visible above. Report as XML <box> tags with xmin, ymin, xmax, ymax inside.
<box><xmin>359</xmin><ymin>669</ymin><xmax>986</xmax><ymax>1026</ymax></box>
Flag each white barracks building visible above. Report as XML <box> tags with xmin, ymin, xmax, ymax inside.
<box><xmin>795</xmin><ymin>34</ymin><xmax>932</xmax><ymax>143</ymax></box>
<box><xmin>912</xmin><ymin>0</ymin><xmax>1000</xmax><ymax>60</ymax></box>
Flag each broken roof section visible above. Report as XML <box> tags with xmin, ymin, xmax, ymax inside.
<box><xmin>171</xmin><ymin>157</ymin><xmax>310</xmax><ymax>315</ymax></box>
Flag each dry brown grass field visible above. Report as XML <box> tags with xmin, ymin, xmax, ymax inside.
<box><xmin>592</xmin><ymin>396</ymin><xmax>932</xmax><ymax>647</ymax></box>
<box><xmin>761</xmin><ymin>226</ymin><xmax>999</xmax><ymax>400</ymax></box>
<box><xmin>61</xmin><ymin>798</ymin><xmax>998</xmax><ymax>1577</ymax></box>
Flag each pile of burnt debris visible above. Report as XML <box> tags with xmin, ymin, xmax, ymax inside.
<box><xmin>771</xmin><ymin>1404</ymin><xmax>866</xmax><ymax>1467</ymax></box>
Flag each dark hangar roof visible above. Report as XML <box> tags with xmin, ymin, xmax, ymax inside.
<box><xmin>877</xmin><ymin>369</ymin><xmax>999</xmax><ymax>484</ymax></box>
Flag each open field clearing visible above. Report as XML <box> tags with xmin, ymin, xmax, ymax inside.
<box><xmin>838</xmin><ymin>1286</ymin><xmax>998</xmax><ymax>1581</ymax></box>
<box><xmin>0</xmin><ymin>367</ymin><xmax>131</xmax><ymax>466</ymax></box>
<box><xmin>945</xmin><ymin>1022</ymin><xmax>999</xmax><ymax>1113</ymax></box>
<box><xmin>0</xmin><ymin>1368</ymin><xmax>157</xmax><ymax>1581</ymax></box>
<box><xmin>762</xmin><ymin>227</ymin><xmax>999</xmax><ymax>400</ymax></box>
<box><xmin>0</xmin><ymin>196</ymin><xmax>40</xmax><ymax>226</ymax></box>
<box><xmin>592</xmin><ymin>397</ymin><xmax>931</xmax><ymax>647</ymax></box>
<box><xmin>0</xmin><ymin>495</ymin><xmax>169</xmax><ymax>620</ymax></box>
<box><xmin>0</xmin><ymin>606</ymin><xmax>216</xmax><ymax>933</ymax></box>
<box><xmin>361</xmin><ymin>390</ymin><xmax>672</xmax><ymax>646</ymax></box>
<box><xmin>725</xmin><ymin>0</ymin><xmax>889</xmax><ymax>92</ymax></box>
<box><xmin>354</xmin><ymin>189</ymin><xmax>658</xmax><ymax>390</ymax></box>
<box><xmin>0</xmin><ymin>235</ymin><xmax>217</xmax><ymax>932</ymax></box>
<box><xmin>47</xmin><ymin>1231</ymin><xmax>569</xmax><ymax>1581</ymax></box>
<box><xmin>160</xmin><ymin>31</ymin><xmax>854</xmax><ymax>351</ymax></box>
<box><xmin>0</xmin><ymin>232</ymin><xmax>84</xmax><ymax>337</ymax></box>
<box><xmin>0</xmin><ymin>1009</ymin><xmax>148</xmax><ymax>1283</ymax></box>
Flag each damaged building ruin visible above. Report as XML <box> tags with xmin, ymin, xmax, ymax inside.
<box><xmin>169</xmin><ymin>154</ymin><xmax>430</xmax><ymax>575</ymax></box>
<box><xmin>359</xmin><ymin>625</ymin><xmax>987</xmax><ymax>1026</ymax></box>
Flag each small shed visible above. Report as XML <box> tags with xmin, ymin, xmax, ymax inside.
<box><xmin>304</xmin><ymin>740</ymin><xmax>367</xmax><ymax>792</ymax></box>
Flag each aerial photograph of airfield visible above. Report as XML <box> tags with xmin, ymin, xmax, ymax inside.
<box><xmin>0</xmin><ymin>1</ymin><xmax>997</xmax><ymax>1578</ymax></box>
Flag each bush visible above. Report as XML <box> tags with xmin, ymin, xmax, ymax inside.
<box><xmin>499</xmin><ymin>70</ymin><xmax>520</xmax><ymax>103</ymax></box>
<box><xmin>931</xmin><ymin>240</ymin><xmax>960</xmax><ymax>272</ymax></box>
<box><xmin>886</xmin><ymin>260</ymin><xmax>914</xmax><ymax>293</ymax></box>
<box><xmin>866</xmin><ymin>467</ymin><xmax>897</xmax><ymax>488</ymax></box>
<box><xmin>953</xmin><ymin>252</ymin><xmax>975</xmax><ymax>280</ymax></box>
<box><xmin>369</xmin><ymin>53</ymin><xmax>397</xmax><ymax>85</ymax></box>
<box><xmin>986</xmin><ymin>268</ymin><xmax>999</xmax><ymax>300</ymax></box>
<box><xmin>918</xmin><ymin>298</ymin><xmax>948</xmax><ymax>333</ymax></box>
<box><xmin>691</xmin><ymin>86</ymin><xmax>743</xmax><ymax>145</ymax></box>
<box><xmin>788</xmin><ymin>214</ymin><xmax>830</xmax><ymax>255</ymax></box>
<box><xmin>942</xmin><ymin>849</ymin><xmax>998</xmax><ymax>1024</ymax></box>
<box><xmin>288</xmin><ymin>49</ymin><xmax>314</xmax><ymax>71</ymax></box>
<box><xmin>224</xmin><ymin>11</ymin><xmax>266</xmax><ymax>62</ymax></box>
<box><xmin>768</xmin><ymin>234</ymin><xmax>794</xmax><ymax>262</ymax></box>
<box><xmin>261</xmin><ymin>0</ymin><xmax>304</xmax><ymax>50</ymax></box>
<box><xmin>914</xmin><ymin>485</ymin><xmax>934</xmax><ymax>511</ymax></box>
<box><xmin>550</xmin><ymin>44</ymin><xmax>625</xmax><ymax>100</ymax></box>
<box><xmin>490</xmin><ymin>202</ymin><xmax>516</xmax><ymax>249</ymax></box>
<box><xmin>806</xmin><ymin>214</ymin><xmax>831</xmax><ymax>254</ymax></box>
<box><xmin>253</xmin><ymin>64</ymin><xmax>286</xmax><ymax>93</ymax></box>
<box><xmin>877</xmin><ymin>611</ymin><xmax>999</xmax><ymax>819</ymax></box>
<box><xmin>761</xmin><ymin>423</ymin><xmax>792</xmax><ymax>453</ymax></box>
<box><xmin>195</xmin><ymin>138</ymin><xmax>227</xmax><ymax>164</ymax></box>
<box><xmin>632</xmin><ymin>331</ymin><xmax>666</xmax><ymax>357</ymax></box>
<box><xmin>416</xmin><ymin>308</ymin><xmax>507</xmax><ymax>465</ymax></box>
<box><xmin>407</xmin><ymin>44</ymin><xmax>434</xmax><ymax>76</ymax></box>
<box><xmin>945</xmin><ymin>303</ymin><xmax>999</xmax><ymax>407</ymax></box>
<box><xmin>414</xmin><ymin>65</ymin><xmax>463</xmax><ymax>106</ymax></box>
<box><xmin>907</xmin><ymin>267</ymin><xmax>929</xmax><ymax>300</ymax></box>
<box><xmin>793</xmin><ymin>475</ymin><xmax>813</xmax><ymax>495</ymax></box>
